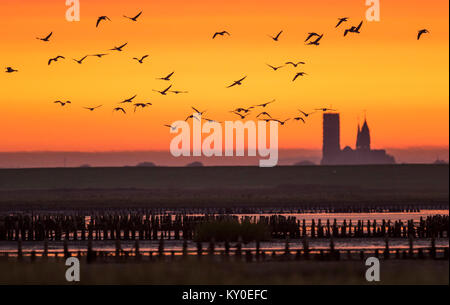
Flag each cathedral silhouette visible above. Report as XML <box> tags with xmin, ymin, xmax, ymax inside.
<box><xmin>321</xmin><ymin>113</ymin><xmax>395</xmax><ymax>165</ymax></box>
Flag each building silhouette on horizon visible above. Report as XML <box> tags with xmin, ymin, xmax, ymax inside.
<box><xmin>321</xmin><ymin>113</ymin><xmax>395</xmax><ymax>165</ymax></box>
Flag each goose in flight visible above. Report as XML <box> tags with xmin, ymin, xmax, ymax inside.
<box><xmin>417</xmin><ymin>29</ymin><xmax>429</xmax><ymax>40</ymax></box>
<box><xmin>298</xmin><ymin>109</ymin><xmax>316</xmax><ymax>117</ymax></box>
<box><xmin>234</xmin><ymin>106</ymin><xmax>254</xmax><ymax>113</ymax></box>
<box><xmin>164</xmin><ymin>124</ymin><xmax>178</xmax><ymax>131</ymax></box>
<box><xmin>336</xmin><ymin>17</ymin><xmax>349</xmax><ymax>28</ymax></box>
<box><xmin>96</xmin><ymin>16</ymin><xmax>111</xmax><ymax>27</ymax></box>
<box><xmin>133</xmin><ymin>103</ymin><xmax>152</xmax><ymax>112</ymax></box>
<box><xmin>84</xmin><ymin>105</ymin><xmax>102</xmax><ymax>111</ymax></box>
<box><xmin>157</xmin><ymin>71</ymin><xmax>174</xmax><ymax>81</ymax></box>
<box><xmin>293</xmin><ymin>117</ymin><xmax>306</xmax><ymax>123</ymax></box>
<box><xmin>90</xmin><ymin>53</ymin><xmax>108</xmax><ymax>58</ymax></box>
<box><xmin>230</xmin><ymin>111</ymin><xmax>250</xmax><ymax>120</ymax></box>
<box><xmin>315</xmin><ymin>107</ymin><xmax>336</xmax><ymax>112</ymax></box>
<box><xmin>113</xmin><ymin>107</ymin><xmax>126</xmax><ymax>114</ymax></box>
<box><xmin>48</xmin><ymin>56</ymin><xmax>65</xmax><ymax>65</ymax></box>
<box><xmin>344</xmin><ymin>21</ymin><xmax>363</xmax><ymax>36</ymax></box>
<box><xmin>73</xmin><ymin>56</ymin><xmax>88</xmax><ymax>64</ymax></box>
<box><xmin>227</xmin><ymin>76</ymin><xmax>247</xmax><ymax>88</ymax></box>
<box><xmin>192</xmin><ymin>106</ymin><xmax>207</xmax><ymax>115</ymax></box>
<box><xmin>153</xmin><ymin>85</ymin><xmax>172</xmax><ymax>95</ymax></box>
<box><xmin>293</xmin><ymin>72</ymin><xmax>307</xmax><ymax>81</ymax></box>
<box><xmin>254</xmin><ymin>99</ymin><xmax>275</xmax><ymax>108</ymax></box>
<box><xmin>36</xmin><ymin>32</ymin><xmax>53</xmax><ymax>42</ymax></box>
<box><xmin>307</xmin><ymin>34</ymin><xmax>323</xmax><ymax>45</ymax></box>
<box><xmin>5</xmin><ymin>67</ymin><xmax>18</xmax><ymax>73</ymax></box>
<box><xmin>272</xmin><ymin>118</ymin><xmax>290</xmax><ymax>126</ymax></box>
<box><xmin>305</xmin><ymin>32</ymin><xmax>320</xmax><ymax>42</ymax></box>
<box><xmin>256</xmin><ymin>112</ymin><xmax>272</xmax><ymax>119</ymax></box>
<box><xmin>285</xmin><ymin>61</ymin><xmax>305</xmax><ymax>67</ymax></box>
<box><xmin>124</xmin><ymin>11</ymin><xmax>143</xmax><ymax>22</ymax></box>
<box><xmin>54</xmin><ymin>100</ymin><xmax>71</xmax><ymax>106</ymax></box>
<box><xmin>170</xmin><ymin>90</ymin><xmax>188</xmax><ymax>94</ymax></box>
<box><xmin>133</xmin><ymin>55</ymin><xmax>149</xmax><ymax>63</ymax></box>
<box><xmin>185</xmin><ymin>114</ymin><xmax>200</xmax><ymax>121</ymax></box>
<box><xmin>268</xmin><ymin>30</ymin><xmax>283</xmax><ymax>41</ymax></box>
<box><xmin>212</xmin><ymin>31</ymin><xmax>230</xmax><ymax>39</ymax></box>
<box><xmin>120</xmin><ymin>95</ymin><xmax>137</xmax><ymax>104</ymax></box>
<box><xmin>266</xmin><ymin>64</ymin><xmax>284</xmax><ymax>71</ymax></box>
<box><xmin>202</xmin><ymin>117</ymin><xmax>221</xmax><ymax>123</ymax></box>
<box><xmin>110</xmin><ymin>43</ymin><xmax>128</xmax><ymax>52</ymax></box>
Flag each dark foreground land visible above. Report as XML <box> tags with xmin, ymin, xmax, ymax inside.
<box><xmin>0</xmin><ymin>164</ymin><xmax>448</xmax><ymax>210</ymax></box>
<box><xmin>1</xmin><ymin>258</ymin><xmax>448</xmax><ymax>285</ymax></box>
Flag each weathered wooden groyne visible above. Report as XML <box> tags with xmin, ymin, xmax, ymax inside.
<box><xmin>0</xmin><ymin>213</ymin><xmax>447</xmax><ymax>241</ymax></box>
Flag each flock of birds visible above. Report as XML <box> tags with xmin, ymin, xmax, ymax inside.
<box><xmin>4</xmin><ymin>10</ymin><xmax>431</xmax><ymax>130</ymax></box>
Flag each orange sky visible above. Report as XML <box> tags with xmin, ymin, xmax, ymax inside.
<box><xmin>0</xmin><ymin>0</ymin><xmax>448</xmax><ymax>152</ymax></box>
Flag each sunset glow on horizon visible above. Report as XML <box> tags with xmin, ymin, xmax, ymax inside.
<box><xmin>0</xmin><ymin>0</ymin><xmax>448</xmax><ymax>152</ymax></box>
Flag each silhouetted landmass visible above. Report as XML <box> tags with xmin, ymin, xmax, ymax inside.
<box><xmin>186</xmin><ymin>161</ymin><xmax>204</xmax><ymax>167</ymax></box>
<box><xmin>0</xmin><ymin>164</ymin><xmax>447</xmax><ymax>210</ymax></box>
<box><xmin>136</xmin><ymin>162</ymin><xmax>156</xmax><ymax>167</ymax></box>
<box><xmin>294</xmin><ymin>160</ymin><xmax>316</xmax><ymax>166</ymax></box>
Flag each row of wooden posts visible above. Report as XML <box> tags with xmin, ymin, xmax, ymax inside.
<box><xmin>4</xmin><ymin>237</ymin><xmax>448</xmax><ymax>263</ymax></box>
<box><xmin>0</xmin><ymin>214</ymin><xmax>447</xmax><ymax>241</ymax></box>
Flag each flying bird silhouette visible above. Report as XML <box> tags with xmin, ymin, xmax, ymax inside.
<box><xmin>113</xmin><ymin>107</ymin><xmax>126</xmax><ymax>114</ymax></box>
<box><xmin>90</xmin><ymin>53</ymin><xmax>109</xmax><ymax>58</ymax></box>
<box><xmin>124</xmin><ymin>11</ymin><xmax>143</xmax><ymax>22</ymax></box>
<box><xmin>212</xmin><ymin>31</ymin><xmax>230</xmax><ymax>39</ymax></box>
<box><xmin>54</xmin><ymin>100</ymin><xmax>71</xmax><ymax>106</ymax></box>
<box><xmin>254</xmin><ymin>99</ymin><xmax>275</xmax><ymax>108</ymax></box>
<box><xmin>293</xmin><ymin>72</ymin><xmax>308</xmax><ymax>81</ymax></box>
<box><xmin>36</xmin><ymin>32</ymin><xmax>53</xmax><ymax>42</ymax></box>
<box><xmin>84</xmin><ymin>105</ymin><xmax>102</xmax><ymax>111</ymax></box>
<box><xmin>96</xmin><ymin>16</ymin><xmax>111</xmax><ymax>27</ymax></box>
<box><xmin>272</xmin><ymin>118</ymin><xmax>290</xmax><ymax>126</ymax></box>
<box><xmin>153</xmin><ymin>85</ymin><xmax>172</xmax><ymax>95</ymax></box>
<box><xmin>298</xmin><ymin>109</ymin><xmax>316</xmax><ymax>117</ymax></box>
<box><xmin>293</xmin><ymin>117</ymin><xmax>306</xmax><ymax>123</ymax></box>
<box><xmin>192</xmin><ymin>107</ymin><xmax>207</xmax><ymax>115</ymax></box>
<box><xmin>266</xmin><ymin>64</ymin><xmax>284</xmax><ymax>71</ymax></box>
<box><xmin>170</xmin><ymin>90</ymin><xmax>188</xmax><ymax>94</ymax></box>
<box><xmin>164</xmin><ymin>124</ymin><xmax>178</xmax><ymax>131</ymax></box>
<box><xmin>185</xmin><ymin>114</ymin><xmax>200</xmax><ymax>121</ymax></box>
<box><xmin>202</xmin><ymin>117</ymin><xmax>221</xmax><ymax>123</ymax></box>
<box><xmin>305</xmin><ymin>32</ymin><xmax>320</xmax><ymax>42</ymax></box>
<box><xmin>120</xmin><ymin>95</ymin><xmax>137</xmax><ymax>104</ymax></box>
<box><xmin>157</xmin><ymin>71</ymin><xmax>174</xmax><ymax>81</ymax></box>
<box><xmin>227</xmin><ymin>76</ymin><xmax>247</xmax><ymax>88</ymax></box>
<box><xmin>133</xmin><ymin>55</ymin><xmax>149</xmax><ymax>63</ymax></box>
<box><xmin>268</xmin><ymin>30</ymin><xmax>283</xmax><ymax>41</ymax></box>
<box><xmin>315</xmin><ymin>107</ymin><xmax>337</xmax><ymax>112</ymax></box>
<box><xmin>234</xmin><ymin>106</ymin><xmax>254</xmax><ymax>113</ymax></box>
<box><xmin>417</xmin><ymin>29</ymin><xmax>429</xmax><ymax>40</ymax></box>
<box><xmin>48</xmin><ymin>56</ymin><xmax>65</xmax><ymax>65</ymax></box>
<box><xmin>344</xmin><ymin>21</ymin><xmax>363</xmax><ymax>36</ymax></box>
<box><xmin>336</xmin><ymin>17</ymin><xmax>349</xmax><ymax>28</ymax></box>
<box><xmin>256</xmin><ymin>112</ymin><xmax>272</xmax><ymax>118</ymax></box>
<box><xmin>133</xmin><ymin>103</ymin><xmax>152</xmax><ymax>112</ymax></box>
<box><xmin>285</xmin><ymin>61</ymin><xmax>305</xmax><ymax>67</ymax></box>
<box><xmin>110</xmin><ymin>43</ymin><xmax>128</xmax><ymax>52</ymax></box>
<box><xmin>73</xmin><ymin>56</ymin><xmax>88</xmax><ymax>64</ymax></box>
<box><xmin>5</xmin><ymin>67</ymin><xmax>18</xmax><ymax>73</ymax></box>
<box><xmin>307</xmin><ymin>34</ymin><xmax>323</xmax><ymax>45</ymax></box>
<box><xmin>230</xmin><ymin>111</ymin><xmax>250</xmax><ymax>119</ymax></box>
